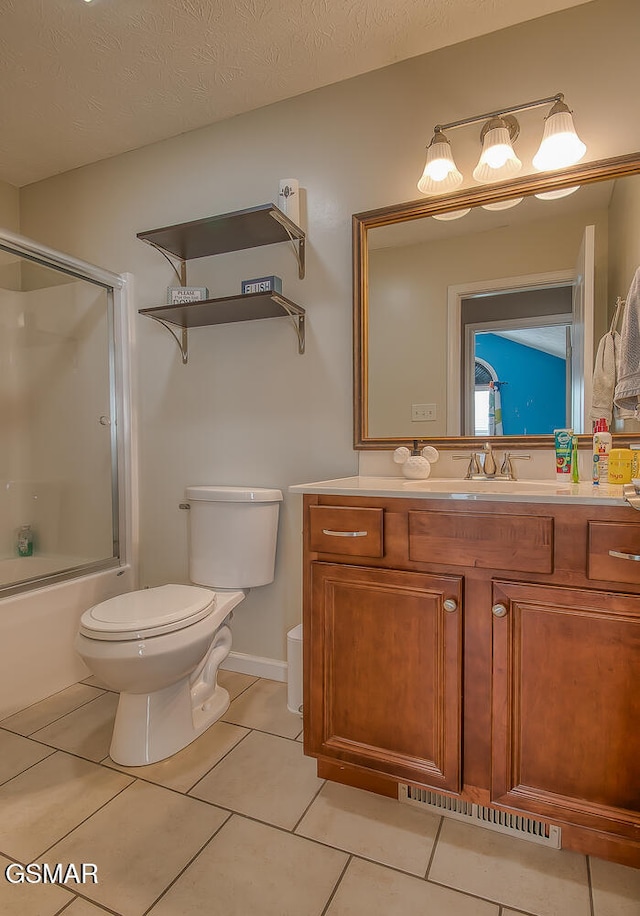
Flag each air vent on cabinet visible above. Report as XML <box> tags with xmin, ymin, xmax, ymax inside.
<box><xmin>398</xmin><ymin>784</ymin><xmax>561</xmax><ymax>848</ymax></box>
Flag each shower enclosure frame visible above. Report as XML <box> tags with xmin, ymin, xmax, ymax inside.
<box><xmin>0</xmin><ymin>227</ymin><xmax>137</xmax><ymax>598</ymax></box>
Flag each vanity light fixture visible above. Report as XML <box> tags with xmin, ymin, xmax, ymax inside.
<box><xmin>417</xmin><ymin>130</ymin><xmax>463</xmax><ymax>194</ymax></box>
<box><xmin>472</xmin><ymin>116</ymin><xmax>522</xmax><ymax>183</ymax></box>
<box><xmin>532</xmin><ymin>98</ymin><xmax>587</xmax><ymax>171</ymax></box>
<box><xmin>417</xmin><ymin>93</ymin><xmax>586</xmax><ymax>195</ymax></box>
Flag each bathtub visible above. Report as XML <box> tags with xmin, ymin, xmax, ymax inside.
<box><xmin>0</xmin><ymin>563</ymin><xmax>134</xmax><ymax>719</ymax></box>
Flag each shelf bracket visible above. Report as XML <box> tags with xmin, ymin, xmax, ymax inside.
<box><xmin>293</xmin><ymin>236</ymin><xmax>305</xmax><ymax>280</ymax></box>
<box><xmin>141</xmin><ymin>239</ymin><xmax>187</xmax><ymax>285</ymax></box>
<box><xmin>148</xmin><ymin>315</ymin><xmax>189</xmax><ymax>364</ymax></box>
<box><xmin>272</xmin><ymin>295</ymin><xmax>305</xmax><ymax>354</ymax></box>
<box><xmin>269</xmin><ymin>211</ymin><xmax>306</xmax><ymax>279</ymax></box>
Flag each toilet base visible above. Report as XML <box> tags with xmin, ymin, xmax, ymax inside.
<box><xmin>110</xmin><ymin>677</ymin><xmax>231</xmax><ymax>766</ymax></box>
<box><xmin>109</xmin><ymin>622</ymin><xmax>234</xmax><ymax>766</ymax></box>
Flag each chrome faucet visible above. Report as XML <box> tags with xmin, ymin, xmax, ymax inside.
<box><xmin>454</xmin><ymin>444</ymin><xmax>530</xmax><ymax>480</ymax></box>
<box><xmin>481</xmin><ymin>442</ymin><xmax>497</xmax><ymax>477</ymax></box>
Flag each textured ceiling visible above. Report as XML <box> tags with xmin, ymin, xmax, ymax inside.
<box><xmin>0</xmin><ymin>0</ymin><xmax>589</xmax><ymax>187</ymax></box>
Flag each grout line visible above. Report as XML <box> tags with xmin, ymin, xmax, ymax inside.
<box><xmin>291</xmin><ymin>776</ymin><xmax>327</xmax><ymax>833</ymax></box>
<box><xmin>425</xmin><ymin>875</ymin><xmax>546</xmax><ymax>915</ymax></box>
<box><xmin>185</xmin><ymin>727</ymin><xmax>255</xmax><ymax>795</ymax></box>
<box><xmin>0</xmin><ymin>743</ymin><xmax>57</xmax><ymax>788</ymax></box>
<box><xmin>139</xmin><ymin>811</ymin><xmax>233</xmax><ymax>916</ymax></box>
<box><xmin>423</xmin><ymin>814</ymin><xmax>443</xmax><ymax>879</ymax></box>
<box><xmin>55</xmin><ymin>891</ymin><xmax>121</xmax><ymax>915</ymax></box>
<box><xmin>319</xmin><ymin>854</ymin><xmax>353</xmax><ymax>916</ymax></box>
<box><xmin>0</xmin><ymin>691</ymin><xmax>109</xmax><ymax>739</ymax></box>
<box><xmin>586</xmin><ymin>855</ymin><xmax>596</xmax><ymax>916</ymax></box>
<box><xmin>35</xmin><ymin>775</ymin><xmax>136</xmax><ymax>860</ymax></box>
<box><xmin>219</xmin><ymin>718</ymin><xmax>302</xmax><ymax>742</ymax></box>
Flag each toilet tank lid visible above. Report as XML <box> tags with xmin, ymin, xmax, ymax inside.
<box><xmin>186</xmin><ymin>486</ymin><xmax>283</xmax><ymax>503</ymax></box>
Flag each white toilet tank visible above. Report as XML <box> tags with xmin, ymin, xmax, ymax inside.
<box><xmin>185</xmin><ymin>486</ymin><xmax>282</xmax><ymax>589</ymax></box>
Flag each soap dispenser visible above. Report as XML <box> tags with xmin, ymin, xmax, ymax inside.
<box><xmin>394</xmin><ymin>441</ymin><xmax>439</xmax><ymax>479</ymax></box>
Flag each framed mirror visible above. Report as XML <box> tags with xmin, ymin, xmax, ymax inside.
<box><xmin>354</xmin><ymin>152</ymin><xmax>640</xmax><ymax>449</ymax></box>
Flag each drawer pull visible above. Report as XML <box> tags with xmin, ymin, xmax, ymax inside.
<box><xmin>608</xmin><ymin>549</ymin><xmax>640</xmax><ymax>562</ymax></box>
<box><xmin>322</xmin><ymin>529</ymin><xmax>368</xmax><ymax>538</ymax></box>
<box><xmin>492</xmin><ymin>603</ymin><xmax>508</xmax><ymax>618</ymax></box>
<box><xmin>443</xmin><ymin>598</ymin><xmax>458</xmax><ymax>613</ymax></box>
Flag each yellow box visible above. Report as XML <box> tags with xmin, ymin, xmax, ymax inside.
<box><xmin>608</xmin><ymin>448</ymin><xmax>633</xmax><ymax>484</ymax></box>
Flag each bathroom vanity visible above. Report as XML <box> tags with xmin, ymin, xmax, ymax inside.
<box><xmin>291</xmin><ymin>477</ymin><xmax>640</xmax><ymax>867</ymax></box>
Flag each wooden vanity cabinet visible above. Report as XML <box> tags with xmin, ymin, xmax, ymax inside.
<box><xmin>491</xmin><ymin>580</ymin><xmax>640</xmax><ymax>843</ymax></box>
<box><xmin>309</xmin><ymin>562</ymin><xmax>463</xmax><ymax>792</ymax></box>
<box><xmin>301</xmin><ymin>493</ymin><xmax>640</xmax><ymax>866</ymax></box>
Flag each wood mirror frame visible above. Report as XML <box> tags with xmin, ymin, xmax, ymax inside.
<box><xmin>353</xmin><ymin>151</ymin><xmax>640</xmax><ymax>450</ymax></box>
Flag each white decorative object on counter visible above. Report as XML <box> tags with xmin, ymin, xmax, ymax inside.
<box><xmin>393</xmin><ymin>443</ymin><xmax>440</xmax><ymax>479</ymax></box>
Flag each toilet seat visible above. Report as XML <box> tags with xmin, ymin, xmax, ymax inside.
<box><xmin>79</xmin><ymin>584</ymin><xmax>220</xmax><ymax>641</ymax></box>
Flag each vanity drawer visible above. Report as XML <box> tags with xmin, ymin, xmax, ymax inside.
<box><xmin>309</xmin><ymin>506</ymin><xmax>384</xmax><ymax>557</ymax></box>
<box><xmin>588</xmin><ymin>521</ymin><xmax>640</xmax><ymax>585</ymax></box>
<box><xmin>408</xmin><ymin>510</ymin><xmax>553</xmax><ymax>573</ymax></box>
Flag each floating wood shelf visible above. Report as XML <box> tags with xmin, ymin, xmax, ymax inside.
<box><xmin>137</xmin><ymin>203</ymin><xmax>305</xmax><ymax>277</ymax></box>
<box><xmin>140</xmin><ymin>291</ymin><xmax>305</xmax><ymax>361</ymax></box>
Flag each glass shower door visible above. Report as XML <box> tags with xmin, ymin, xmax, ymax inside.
<box><xmin>0</xmin><ymin>247</ymin><xmax>119</xmax><ymax>595</ymax></box>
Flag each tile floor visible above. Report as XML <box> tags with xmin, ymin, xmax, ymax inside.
<box><xmin>0</xmin><ymin>673</ymin><xmax>639</xmax><ymax>916</ymax></box>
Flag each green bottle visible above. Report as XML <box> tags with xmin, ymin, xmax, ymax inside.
<box><xmin>17</xmin><ymin>525</ymin><xmax>33</xmax><ymax>557</ymax></box>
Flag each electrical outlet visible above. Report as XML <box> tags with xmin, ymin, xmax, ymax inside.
<box><xmin>411</xmin><ymin>403</ymin><xmax>437</xmax><ymax>422</ymax></box>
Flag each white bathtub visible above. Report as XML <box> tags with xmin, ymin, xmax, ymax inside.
<box><xmin>0</xmin><ymin>563</ymin><xmax>134</xmax><ymax>719</ymax></box>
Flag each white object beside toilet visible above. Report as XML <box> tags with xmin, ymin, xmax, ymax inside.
<box><xmin>76</xmin><ymin>485</ymin><xmax>282</xmax><ymax>766</ymax></box>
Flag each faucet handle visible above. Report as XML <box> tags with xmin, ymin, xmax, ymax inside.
<box><xmin>453</xmin><ymin>453</ymin><xmax>481</xmax><ymax>478</ymax></box>
<box><xmin>500</xmin><ymin>452</ymin><xmax>531</xmax><ymax>480</ymax></box>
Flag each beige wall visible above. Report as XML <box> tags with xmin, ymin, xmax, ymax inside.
<box><xmin>608</xmin><ymin>175</ymin><xmax>640</xmax><ymax>308</ymax></box>
<box><xmin>0</xmin><ymin>178</ymin><xmax>19</xmax><ymax>232</ymax></box>
<box><xmin>16</xmin><ymin>0</ymin><xmax>640</xmax><ymax>662</ymax></box>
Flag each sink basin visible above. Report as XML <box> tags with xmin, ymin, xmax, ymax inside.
<box><xmin>402</xmin><ymin>477</ymin><xmax>572</xmax><ymax>496</ymax></box>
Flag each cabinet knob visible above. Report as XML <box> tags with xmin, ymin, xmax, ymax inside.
<box><xmin>492</xmin><ymin>603</ymin><xmax>508</xmax><ymax>618</ymax></box>
<box><xmin>443</xmin><ymin>598</ymin><xmax>458</xmax><ymax>613</ymax></box>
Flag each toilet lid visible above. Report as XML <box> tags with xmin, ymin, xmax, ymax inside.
<box><xmin>79</xmin><ymin>584</ymin><xmax>216</xmax><ymax>640</ymax></box>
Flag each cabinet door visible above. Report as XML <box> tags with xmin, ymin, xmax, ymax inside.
<box><xmin>308</xmin><ymin>562</ymin><xmax>463</xmax><ymax>792</ymax></box>
<box><xmin>491</xmin><ymin>580</ymin><xmax>640</xmax><ymax>836</ymax></box>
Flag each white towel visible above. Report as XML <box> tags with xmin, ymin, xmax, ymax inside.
<box><xmin>591</xmin><ymin>331</ymin><xmax>618</xmax><ymax>426</ymax></box>
<box><xmin>614</xmin><ymin>267</ymin><xmax>640</xmax><ymax>415</ymax></box>
<box><xmin>590</xmin><ymin>331</ymin><xmax>635</xmax><ymax>425</ymax></box>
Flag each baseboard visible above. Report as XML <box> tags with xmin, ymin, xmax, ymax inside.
<box><xmin>220</xmin><ymin>651</ymin><xmax>287</xmax><ymax>683</ymax></box>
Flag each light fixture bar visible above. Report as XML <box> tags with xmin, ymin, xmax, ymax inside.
<box><xmin>435</xmin><ymin>93</ymin><xmax>564</xmax><ymax>134</ymax></box>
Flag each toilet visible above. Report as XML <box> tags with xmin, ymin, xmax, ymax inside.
<box><xmin>75</xmin><ymin>485</ymin><xmax>282</xmax><ymax>766</ymax></box>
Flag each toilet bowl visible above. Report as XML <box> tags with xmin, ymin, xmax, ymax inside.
<box><xmin>76</xmin><ymin>485</ymin><xmax>282</xmax><ymax>766</ymax></box>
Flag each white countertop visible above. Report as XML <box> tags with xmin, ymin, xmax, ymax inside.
<box><xmin>289</xmin><ymin>475</ymin><xmax>632</xmax><ymax>506</ymax></box>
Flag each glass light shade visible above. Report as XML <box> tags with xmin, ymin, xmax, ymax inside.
<box><xmin>532</xmin><ymin>103</ymin><xmax>586</xmax><ymax>171</ymax></box>
<box><xmin>481</xmin><ymin>197</ymin><xmax>524</xmax><ymax>211</ymax></box>
<box><xmin>432</xmin><ymin>208</ymin><xmax>471</xmax><ymax>221</ymax></box>
<box><xmin>417</xmin><ymin>131</ymin><xmax>463</xmax><ymax>194</ymax></box>
<box><xmin>535</xmin><ymin>185</ymin><xmax>581</xmax><ymax>200</ymax></box>
<box><xmin>473</xmin><ymin>119</ymin><xmax>522</xmax><ymax>183</ymax></box>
